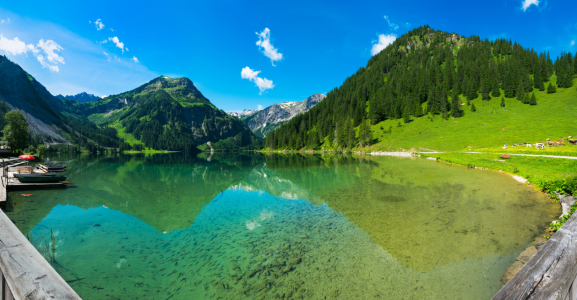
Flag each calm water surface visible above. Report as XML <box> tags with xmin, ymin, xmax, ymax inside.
<box><xmin>4</xmin><ymin>153</ymin><xmax>559</xmax><ymax>299</ymax></box>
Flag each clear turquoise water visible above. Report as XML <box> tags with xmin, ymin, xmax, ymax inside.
<box><xmin>5</xmin><ymin>153</ymin><xmax>559</xmax><ymax>299</ymax></box>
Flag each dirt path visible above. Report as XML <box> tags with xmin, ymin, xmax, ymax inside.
<box><xmin>461</xmin><ymin>152</ymin><xmax>577</xmax><ymax>160</ymax></box>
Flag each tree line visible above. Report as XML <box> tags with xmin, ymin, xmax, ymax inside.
<box><xmin>266</xmin><ymin>25</ymin><xmax>575</xmax><ymax>150</ymax></box>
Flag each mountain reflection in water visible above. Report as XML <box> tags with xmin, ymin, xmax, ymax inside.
<box><xmin>5</xmin><ymin>152</ymin><xmax>559</xmax><ymax>300</ymax></box>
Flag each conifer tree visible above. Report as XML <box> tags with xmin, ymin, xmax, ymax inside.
<box><xmin>534</xmin><ymin>67</ymin><xmax>543</xmax><ymax>90</ymax></box>
<box><xmin>471</xmin><ymin>103</ymin><xmax>476</xmax><ymax>112</ymax></box>
<box><xmin>491</xmin><ymin>81</ymin><xmax>500</xmax><ymax>97</ymax></box>
<box><xmin>500</xmin><ymin>96</ymin><xmax>506</xmax><ymax>107</ymax></box>
<box><xmin>364</xmin><ymin>119</ymin><xmax>372</xmax><ymax>146</ymax></box>
<box><xmin>547</xmin><ymin>82</ymin><xmax>557</xmax><ymax>94</ymax></box>
<box><xmin>348</xmin><ymin>119</ymin><xmax>356</xmax><ymax>148</ymax></box>
<box><xmin>530</xmin><ymin>92</ymin><xmax>537</xmax><ymax>105</ymax></box>
<box><xmin>403</xmin><ymin>105</ymin><xmax>412</xmax><ymax>123</ymax></box>
<box><xmin>516</xmin><ymin>81</ymin><xmax>526</xmax><ymax>102</ymax></box>
<box><xmin>466</xmin><ymin>78</ymin><xmax>478</xmax><ymax>100</ymax></box>
<box><xmin>451</xmin><ymin>91</ymin><xmax>463</xmax><ymax>118</ymax></box>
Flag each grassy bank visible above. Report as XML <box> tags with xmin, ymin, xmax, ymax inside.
<box><xmin>421</xmin><ymin>152</ymin><xmax>577</xmax><ymax>198</ymax></box>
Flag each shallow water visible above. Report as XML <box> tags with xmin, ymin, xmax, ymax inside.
<box><xmin>4</xmin><ymin>153</ymin><xmax>559</xmax><ymax>299</ymax></box>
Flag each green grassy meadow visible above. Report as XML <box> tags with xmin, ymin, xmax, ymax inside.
<box><xmin>363</xmin><ymin>78</ymin><xmax>577</xmax><ymax>153</ymax></box>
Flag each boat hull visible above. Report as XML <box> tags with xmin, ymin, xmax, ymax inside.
<box><xmin>17</xmin><ymin>176</ymin><xmax>66</xmax><ymax>183</ymax></box>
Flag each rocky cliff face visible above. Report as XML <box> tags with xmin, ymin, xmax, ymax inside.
<box><xmin>228</xmin><ymin>109</ymin><xmax>259</xmax><ymax>118</ymax></box>
<box><xmin>233</xmin><ymin>94</ymin><xmax>325</xmax><ymax>137</ymax></box>
<box><xmin>0</xmin><ymin>56</ymin><xmax>71</xmax><ymax>143</ymax></box>
<box><xmin>56</xmin><ymin>92</ymin><xmax>101</xmax><ymax>103</ymax></box>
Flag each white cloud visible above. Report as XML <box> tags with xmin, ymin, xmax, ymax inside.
<box><xmin>126</xmin><ymin>48</ymin><xmax>129</xmax><ymax>52</ymax></box>
<box><xmin>257</xmin><ymin>104</ymin><xmax>263</xmax><ymax>110</ymax></box>
<box><xmin>571</xmin><ymin>40</ymin><xmax>575</xmax><ymax>47</ymax></box>
<box><xmin>110</xmin><ymin>28</ymin><xmax>114</xmax><ymax>32</ymax></box>
<box><xmin>0</xmin><ymin>35</ymin><xmax>32</xmax><ymax>55</ymax></box>
<box><xmin>37</xmin><ymin>39</ymin><xmax>64</xmax><ymax>64</ymax></box>
<box><xmin>256</xmin><ymin>28</ymin><xmax>283</xmax><ymax>66</ymax></box>
<box><xmin>0</xmin><ymin>35</ymin><xmax>63</xmax><ymax>72</ymax></box>
<box><xmin>521</xmin><ymin>0</ymin><xmax>539</xmax><ymax>11</ymax></box>
<box><xmin>384</xmin><ymin>16</ymin><xmax>399</xmax><ymax>30</ymax></box>
<box><xmin>108</xmin><ymin>36</ymin><xmax>124</xmax><ymax>52</ymax></box>
<box><xmin>132</xmin><ymin>56</ymin><xmax>139</xmax><ymax>63</ymax></box>
<box><xmin>241</xmin><ymin>66</ymin><xmax>274</xmax><ymax>94</ymax></box>
<box><xmin>371</xmin><ymin>34</ymin><xmax>397</xmax><ymax>56</ymax></box>
<box><xmin>94</xmin><ymin>19</ymin><xmax>105</xmax><ymax>30</ymax></box>
<box><xmin>35</xmin><ymin>39</ymin><xmax>64</xmax><ymax>72</ymax></box>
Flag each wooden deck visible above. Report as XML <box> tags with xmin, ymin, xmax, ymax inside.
<box><xmin>0</xmin><ymin>158</ymin><xmax>79</xmax><ymax>299</ymax></box>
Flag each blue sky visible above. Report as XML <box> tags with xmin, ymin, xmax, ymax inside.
<box><xmin>0</xmin><ymin>0</ymin><xmax>575</xmax><ymax>112</ymax></box>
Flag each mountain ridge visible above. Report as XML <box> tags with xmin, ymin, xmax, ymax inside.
<box><xmin>72</xmin><ymin>76</ymin><xmax>261</xmax><ymax>151</ymax></box>
<box><xmin>56</xmin><ymin>92</ymin><xmax>102</xmax><ymax>103</ymax></box>
<box><xmin>229</xmin><ymin>94</ymin><xmax>326</xmax><ymax>137</ymax></box>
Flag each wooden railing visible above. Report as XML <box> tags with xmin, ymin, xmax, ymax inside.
<box><xmin>0</xmin><ymin>209</ymin><xmax>80</xmax><ymax>299</ymax></box>
<box><xmin>493</xmin><ymin>211</ymin><xmax>577</xmax><ymax>300</ymax></box>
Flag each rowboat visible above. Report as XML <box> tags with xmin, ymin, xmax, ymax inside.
<box><xmin>38</xmin><ymin>164</ymin><xmax>67</xmax><ymax>172</ymax></box>
<box><xmin>14</xmin><ymin>173</ymin><xmax>67</xmax><ymax>182</ymax></box>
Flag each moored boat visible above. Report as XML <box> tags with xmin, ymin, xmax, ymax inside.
<box><xmin>14</xmin><ymin>173</ymin><xmax>66</xmax><ymax>182</ymax></box>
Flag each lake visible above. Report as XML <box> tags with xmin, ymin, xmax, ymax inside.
<box><xmin>4</xmin><ymin>152</ymin><xmax>559</xmax><ymax>299</ymax></box>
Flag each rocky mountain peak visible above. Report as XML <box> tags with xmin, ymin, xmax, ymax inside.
<box><xmin>56</xmin><ymin>92</ymin><xmax>102</xmax><ymax>103</ymax></box>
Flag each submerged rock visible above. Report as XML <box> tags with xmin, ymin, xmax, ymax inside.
<box><xmin>532</xmin><ymin>237</ymin><xmax>547</xmax><ymax>249</ymax></box>
<box><xmin>502</xmin><ymin>261</ymin><xmax>524</xmax><ymax>284</ymax></box>
<box><xmin>517</xmin><ymin>246</ymin><xmax>538</xmax><ymax>264</ymax></box>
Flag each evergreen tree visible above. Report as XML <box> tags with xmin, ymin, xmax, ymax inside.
<box><xmin>403</xmin><ymin>105</ymin><xmax>412</xmax><ymax>123</ymax></box>
<box><xmin>516</xmin><ymin>81</ymin><xmax>526</xmax><ymax>102</ymax></box>
<box><xmin>491</xmin><ymin>81</ymin><xmax>500</xmax><ymax>97</ymax></box>
<box><xmin>500</xmin><ymin>96</ymin><xmax>505</xmax><ymax>107</ymax></box>
<box><xmin>547</xmin><ymin>82</ymin><xmax>557</xmax><ymax>94</ymax></box>
<box><xmin>530</xmin><ymin>92</ymin><xmax>537</xmax><ymax>105</ymax></box>
<box><xmin>348</xmin><ymin>119</ymin><xmax>356</xmax><ymax>148</ymax></box>
<box><xmin>471</xmin><ymin>103</ymin><xmax>476</xmax><ymax>112</ymax></box>
<box><xmin>534</xmin><ymin>67</ymin><xmax>544</xmax><ymax>90</ymax></box>
<box><xmin>466</xmin><ymin>78</ymin><xmax>478</xmax><ymax>100</ymax></box>
<box><xmin>451</xmin><ymin>91</ymin><xmax>463</xmax><ymax>118</ymax></box>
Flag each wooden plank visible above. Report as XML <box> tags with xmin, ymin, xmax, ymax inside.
<box><xmin>0</xmin><ymin>209</ymin><xmax>80</xmax><ymax>300</ymax></box>
<box><xmin>493</xmin><ymin>211</ymin><xmax>577</xmax><ymax>300</ymax></box>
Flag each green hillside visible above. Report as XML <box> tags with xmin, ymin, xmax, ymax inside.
<box><xmin>264</xmin><ymin>25</ymin><xmax>577</xmax><ymax>152</ymax></box>
<box><xmin>0</xmin><ymin>55</ymin><xmax>120</xmax><ymax>147</ymax></box>
<box><xmin>367</xmin><ymin>77</ymin><xmax>577</xmax><ymax>152</ymax></box>
<box><xmin>72</xmin><ymin>76</ymin><xmax>261</xmax><ymax>152</ymax></box>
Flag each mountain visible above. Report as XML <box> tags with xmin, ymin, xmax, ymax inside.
<box><xmin>73</xmin><ymin>76</ymin><xmax>261</xmax><ymax>151</ymax></box>
<box><xmin>0</xmin><ymin>55</ymin><xmax>120</xmax><ymax>147</ymax></box>
<box><xmin>265</xmin><ymin>25</ymin><xmax>565</xmax><ymax>150</ymax></box>
<box><xmin>227</xmin><ymin>109</ymin><xmax>259</xmax><ymax>118</ymax></box>
<box><xmin>231</xmin><ymin>94</ymin><xmax>326</xmax><ymax>138</ymax></box>
<box><xmin>56</xmin><ymin>92</ymin><xmax>101</xmax><ymax>103</ymax></box>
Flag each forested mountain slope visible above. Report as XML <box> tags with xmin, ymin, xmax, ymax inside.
<box><xmin>0</xmin><ymin>55</ymin><xmax>120</xmax><ymax>147</ymax></box>
<box><xmin>265</xmin><ymin>25</ymin><xmax>576</xmax><ymax>150</ymax></box>
<box><xmin>74</xmin><ymin>76</ymin><xmax>261</xmax><ymax>151</ymax></box>
<box><xmin>234</xmin><ymin>94</ymin><xmax>326</xmax><ymax>138</ymax></box>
